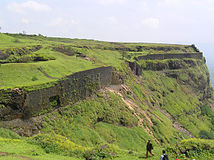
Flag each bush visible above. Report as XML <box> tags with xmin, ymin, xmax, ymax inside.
<box><xmin>199</xmin><ymin>130</ymin><xmax>214</xmax><ymax>139</ymax></box>
<box><xmin>167</xmin><ymin>138</ymin><xmax>214</xmax><ymax>159</ymax></box>
<box><xmin>32</xmin><ymin>53</ymin><xmax>55</xmax><ymax>61</ymax></box>
<box><xmin>32</xmin><ymin>76</ymin><xmax>38</xmax><ymax>81</ymax></box>
<box><xmin>0</xmin><ymin>128</ymin><xmax>21</xmax><ymax>139</ymax></box>
<box><xmin>4</xmin><ymin>53</ymin><xmax>55</xmax><ymax>63</ymax></box>
<box><xmin>200</xmin><ymin>105</ymin><xmax>213</xmax><ymax>116</ymax></box>
<box><xmin>178</xmin><ymin>138</ymin><xmax>214</xmax><ymax>157</ymax></box>
<box><xmin>29</xmin><ymin>133</ymin><xmax>89</xmax><ymax>156</ymax></box>
<box><xmin>13</xmin><ymin>39</ymin><xmax>21</xmax><ymax>43</ymax></box>
<box><xmin>83</xmin><ymin>143</ymin><xmax>118</xmax><ymax>160</ymax></box>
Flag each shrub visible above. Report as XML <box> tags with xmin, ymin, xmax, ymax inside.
<box><xmin>200</xmin><ymin>105</ymin><xmax>214</xmax><ymax>116</ymax></box>
<box><xmin>0</xmin><ymin>128</ymin><xmax>21</xmax><ymax>139</ymax></box>
<box><xmin>29</xmin><ymin>133</ymin><xmax>89</xmax><ymax>156</ymax></box>
<box><xmin>13</xmin><ymin>39</ymin><xmax>21</xmax><ymax>43</ymax></box>
<box><xmin>199</xmin><ymin>130</ymin><xmax>214</xmax><ymax>139</ymax></box>
<box><xmin>32</xmin><ymin>76</ymin><xmax>38</xmax><ymax>81</ymax></box>
<box><xmin>178</xmin><ymin>138</ymin><xmax>214</xmax><ymax>157</ymax></box>
<box><xmin>83</xmin><ymin>143</ymin><xmax>118</xmax><ymax>160</ymax></box>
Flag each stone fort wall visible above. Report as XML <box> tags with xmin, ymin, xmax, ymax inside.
<box><xmin>128</xmin><ymin>52</ymin><xmax>204</xmax><ymax>75</ymax></box>
<box><xmin>135</xmin><ymin>52</ymin><xmax>203</xmax><ymax>61</ymax></box>
<box><xmin>0</xmin><ymin>66</ymin><xmax>113</xmax><ymax>120</ymax></box>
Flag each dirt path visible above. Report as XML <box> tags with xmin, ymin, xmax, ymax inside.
<box><xmin>132</xmin><ymin>69</ymin><xmax>195</xmax><ymax>138</ymax></box>
<box><xmin>155</xmin><ymin>104</ymin><xmax>195</xmax><ymax>138</ymax></box>
<box><xmin>0</xmin><ymin>152</ymin><xmax>33</xmax><ymax>160</ymax></box>
<box><xmin>0</xmin><ymin>152</ymin><xmax>8</xmax><ymax>156</ymax></box>
<box><xmin>38</xmin><ymin>68</ymin><xmax>59</xmax><ymax>79</ymax></box>
<box><xmin>105</xmin><ymin>84</ymin><xmax>160</xmax><ymax>144</ymax></box>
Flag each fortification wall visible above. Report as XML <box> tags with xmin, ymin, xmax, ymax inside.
<box><xmin>140</xmin><ymin>59</ymin><xmax>201</xmax><ymax>71</ymax></box>
<box><xmin>0</xmin><ymin>66</ymin><xmax>113</xmax><ymax>120</ymax></box>
<box><xmin>135</xmin><ymin>52</ymin><xmax>203</xmax><ymax>61</ymax></box>
<box><xmin>127</xmin><ymin>61</ymin><xmax>142</xmax><ymax>76</ymax></box>
<box><xmin>127</xmin><ymin>52</ymin><xmax>205</xmax><ymax>75</ymax></box>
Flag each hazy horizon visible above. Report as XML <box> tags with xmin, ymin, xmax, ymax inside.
<box><xmin>0</xmin><ymin>0</ymin><xmax>213</xmax><ymax>83</ymax></box>
<box><xmin>0</xmin><ymin>0</ymin><xmax>214</xmax><ymax>43</ymax></box>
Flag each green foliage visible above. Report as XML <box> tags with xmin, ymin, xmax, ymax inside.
<box><xmin>0</xmin><ymin>33</ymin><xmax>213</xmax><ymax>160</ymax></box>
<box><xmin>41</xmin><ymin>92</ymin><xmax>138</xmax><ymax>141</ymax></box>
<box><xmin>52</xmin><ymin>45</ymin><xmax>88</xmax><ymax>57</ymax></box>
<box><xmin>13</xmin><ymin>38</ymin><xmax>21</xmax><ymax>43</ymax></box>
<box><xmin>199</xmin><ymin>105</ymin><xmax>214</xmax><ymax>139</ymax></box>
<box><xmin>139</xmin><ymin>69</ymin><xmax>213</xmax><ymax>138</ymax></box>
<box><xmin>31</xmin><ymin>76</ymin><xmax>38</xmax><ymax>81</ymax></box>
<box><xmin>0</xmin><ymin>33</ymin><xmax>197</xmax><ymax>90</ymax></box>
<box><xmin>200</xmin><ymin>105</ymin><xmax>214</xmax><ymax>117</ymax></box>
<box><xmin>0</xmin><ymin>128</ymin><xmax>21</xmax><ymax>139</ymax></box>
<box><xmin>0</xmin><ymin>50</ymin><xmax>56</xmax><ymax>63</ymax></box>
<box><xmin>178</xmin><ymin>138</ymin><xmax>214</xmax><ymax>159</ymax></box>
<box><xmin>0</xmin><ymin>136</ymin><xmax>81</xmax><ymax>160</ymax></box>
<box><xmin>199</xmin><ymin>130</ymin><xmax>214</xmax><ymax>139</ymax></box>
<box><xmin>83</xmin><ymin>143</ymin><xmax>118</xmax><ymax>160</ymax></box>
<box><xmin>29</xmin><ymin>133</ymin><xmax>89</xmax><ymax>156</ymax></box>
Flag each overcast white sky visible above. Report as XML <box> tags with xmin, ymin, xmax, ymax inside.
<box><xmin>0</xmin><ymin>0</ymin><xmax>214</xmax><ymax>54</ymax></box>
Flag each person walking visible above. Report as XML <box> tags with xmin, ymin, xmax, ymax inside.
<box><xmin>160</xmin><ymin>150</ymin><xmax>169</xmax><ymax>160</ymax></box>
<box><xmin>146</xmin><ymin>139</ymin><xmax>154</xmax><ymax>158</ymax></box>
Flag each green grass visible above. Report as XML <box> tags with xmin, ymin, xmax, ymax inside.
<box><xmin>0</xmin><ymin>137</ymin><xmax>81</xmax><ymax>160</ymax></box>
<box><xmin>0</xmin><ymin>88</ymin><xmax>213</xmax><ymax>159</ymax></box>
<box><xmin>37</xmin><ymin>89</ymin><xmax>213</xmax><ymax>159</ymax></box>
<box><xmin>0</xmin><ymin>129</ymin><xmax>213</xmax><ymax>160</ymax></box>
<box><xmin>0</xmin><ymin>33</ymin><xmax>199</xmax><ymax>89</ymax></box>
<box><xmin>0</xmin><ymin>33</ymin><xmax>125</xmax><ymax>89</ymax></box>
<box><xmin>0</xmin><ymin>33</ymin><xmax>43</xmax><ymax>49</ymax></box>
<box><xmin>0</xmin><ymin>33</ymin><xmax>213</xmax><ymax>160</ymax></box>
<box><xmin>140</xmin><ymin>70</ymin><xmax>213</xmax><ymax>138</ymax></box>
<box><xmin>41</xmin><ymin>92</ymin><xmax>139</xmax><ymax>146</ymax></box>
<box><xmin>0</xmin><ymin>48</ymin><xmax>97</xmax><ymax>89</ymax></box>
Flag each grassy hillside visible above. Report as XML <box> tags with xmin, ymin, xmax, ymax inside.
<box><xmin>0</xmin><ymin>33</ymin><xmax>198</xmax><ymax>90</ymax></box>
<box><xmin>0</xmin><ymin>33</ymin><xmax>213</xmax><ymax>160</ymax></box>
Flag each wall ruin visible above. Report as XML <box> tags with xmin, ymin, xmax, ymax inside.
<box><xmin>0</xmin><ymin>66</ymin><xmax>113</xmax><ymax>120</ymax></box>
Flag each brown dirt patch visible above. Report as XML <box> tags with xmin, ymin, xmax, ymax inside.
<box><xmin>0</xmin><ymin>152</ymin><xmax>33</xmax><ymax>160</ymax></box>
<box><xmin>105</xmin><ymin>84</ymin><xmax>159</xmax><ymax>143</ymax></box>
<box><xmin>0</xmin><ymin>152</ymin><xmax>9</xmax><ymax>156</ymax></box>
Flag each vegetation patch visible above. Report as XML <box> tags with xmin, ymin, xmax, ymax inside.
<box><xmin>0</xmin><ymin>33</ymin><xmax>213</xmax><ymax>160</ymax></box>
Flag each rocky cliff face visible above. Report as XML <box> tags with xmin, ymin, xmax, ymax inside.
<box><xmin>124</xmin><ymin>50</ymin><xmax>213</xmax><ymax>140</ymax></box>
<box><xmin>128</xmin><ymin>53</ymin><xmax>212</xmax><ymax>103</ymax></box>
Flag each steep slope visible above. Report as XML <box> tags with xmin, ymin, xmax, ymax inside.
<box><xmin>207</xmin><ymin>63</ymin><xmax>214</xmax><ymax>87</ymax></box>
<box><xmin>0</xmin><ymin>33</ymin><xmax>213</xmax><ymax>160</ymax></box>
